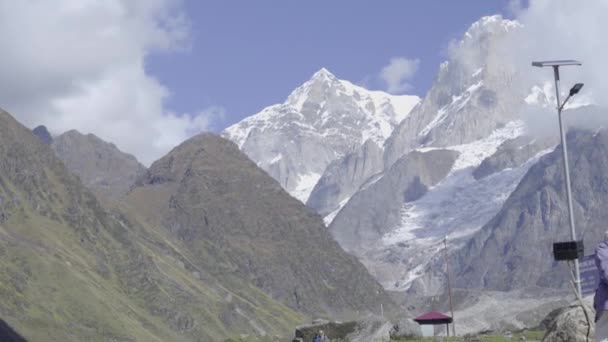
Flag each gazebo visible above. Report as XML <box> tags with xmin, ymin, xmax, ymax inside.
<box><xmin>414</xmin><ymin>311</ymin><xmax>453</xmax><ymax>337</ymax></box>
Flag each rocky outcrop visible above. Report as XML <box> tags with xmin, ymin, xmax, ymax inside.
<box><xmin>541</xmin><ymin>304</ymin><xmax>594</xmax><ymax>342</ymax></box>
<box><xmin>32</xmin><ymin>125</ymin><xmax>53</xmax><ymax>145</ymax></box>
<box><xmin>473</xmin><ymin>136</ymin><xmax>552</xmax><ymax>180</ymax></box>
<box><xmin>346</xmin><ymin>316</ymin><xmax>393</xmax><ymax>342</ymax></box>
<box><xmin>389</xmin><ymin>318</ymin><xmax>423</xmax><ymax>339</ymax></box>
<box><xmin>294</xmin><ymin>321</ymin><xmax>357</xmax><ymax>341</ymax></box>
<box><xmin>294</xmin><ymin>316</ymin><xmax>416</xmax><ymax>342</ymax></box>
<box><xmin>330</xmin><ymin>149</ymin><xmax>458</xmax><ymax>252</ymax></box>
<box><xmin>52</xmin><ymin>130</ymin><xmax>146</xmax><ymax>201</ymax></box>
<box><xmin>307</xmin><ymin>139</ymin><xmax>384</xmax><ymax>220</ymax></box>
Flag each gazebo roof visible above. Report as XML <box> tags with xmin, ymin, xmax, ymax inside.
<box><xmin>414</xmin><ymin>311</ymin><xmax>453</xmax><ymax>325</ymax></box>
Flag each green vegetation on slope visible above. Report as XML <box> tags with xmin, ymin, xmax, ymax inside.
<box><xmin>0</xmin><ymin>110</ymin><xmax>303</xmax><ymax>341</ymax></box>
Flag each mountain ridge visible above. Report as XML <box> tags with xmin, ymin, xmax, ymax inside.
<box><xmin>223</xmin><ymin>68</ymin><xmax>420</xmax><ymax>202</ymax></box>
<box><xmin>51</xmin><ymin>129</ymin><xmax>147</xmax><ymax>202</ymax></box>
<box><xmin>0</xmin><ymin>109</ymin><xmax>391</xmax><ymax>341</ymax></box>
<box><xmin>126</xmin><ymin>132</ymin><xmax>396</xmax><ymax>318</ymax></box>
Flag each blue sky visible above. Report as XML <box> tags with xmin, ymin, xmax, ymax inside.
<box><xmin>148</xmin><ymin>1</ymin><xmax>517</xmax><ymax>132</ymax></box>
<box><xmin>3</xmin><ymin>1</ymin><xmax>604</xmax><ymax>166</ymax></box>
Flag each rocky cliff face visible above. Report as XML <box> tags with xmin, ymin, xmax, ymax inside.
<box><xmin>452</xmin><ymin>128</ymin><xmax>608</xmax><ymax>291</ymax></box>
<box><xmin>472</xmin><ymin>135</ymin><xmax>553</xmax><ymax>180</ymax></box>
<box><xmin>128</xmin><ymin>133</ymin><xmax>395</xmax><ymax>318</ymax></box>
<box><xmin>325</xmin><ymin>15</ymin><xmax>554</xmax><ymax>293</ymax></box>
<box><xmin>307</xmin><ymin>139</ymin><xmax>384</xmax><ymax>221</ymax></box>
<box><xmin>223</xmin><ymin>68</ymin><xmax>419</xmax><ymax>202</ymax></box>
<box><xmin>51</xmin><ymin>130</ymin><xmax>146</xmax><ymax>201</ymax></box>
<box><xmin>330</xmin><ymin>149</ymin><xmax>459</xmax><ymax>253</ymax></box>
<box><xmin>384</xmin><ymin>16</ymin><xmax>523</xmax><ymax>167</ymax></box>
<box><xmin>32</xmin><ymin>125</ymin><xmax>53</xmax><ymax>145</ymax></box>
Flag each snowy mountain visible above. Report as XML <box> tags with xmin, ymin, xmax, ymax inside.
<box><xmin>307</xmin><ymin>15</ymin><xmax>527</xmax><ymax>226</ymax></box>
<box><xmin>384</xmin><ymin>15</ymin><xmax>524</xmax><ymax>167</ymax></box>
<box><xmin>327</xmin><ymin>15</ymin><xmax>554</xmax><ymax>293</ymax></box>
<box><xmin>223</xmin><ymin>68</ymin><xmax>420</xmax><ymax>202</ymax></box>
<box><xmin>448</xmin><ymin>108</ymin><xmax>607</xmax><ymax>292</ymax></box>
<box><xmin>227</xmin><ymin>14</ymin><xmax>597</xmax><ymax>315</ymax></box>
<box><xmin>307</xmin><ymin>139</ymin><xmax>385</xmax><ymax>221</ymax></box>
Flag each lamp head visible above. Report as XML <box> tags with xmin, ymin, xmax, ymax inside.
<box><xmin>569</xmin><ymin>83</ymin><xmax>584</xmax><ymax>96</ymax></box>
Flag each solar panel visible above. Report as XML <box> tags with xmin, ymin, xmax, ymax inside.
<box><xmin>532</xmin><ymin>60</ymin><xmax>582</xmax><ymax>67</ymax></box>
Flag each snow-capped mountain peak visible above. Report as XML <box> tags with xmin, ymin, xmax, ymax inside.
<box><xmin>285</xmin><ymin>68</ymin><xmax>341</xmax><ymax>112</ymax></box>
<box><xmin>383</xmin><ymin>14</ymin><xmax>525</xmax><ymax>167</ymax></box>
<box><xmin>327</xmin><ymin>14</ymin><xmax>548</xmax><ymax>296</ymax></box>
<box><xmin>223</xmin><ymin>68</ymin><xmax>420</xmax><ymax>202</ymax></box>
<box><xmin>312</xmin><ymin>67</ymin><xmax>336</xmax><ymax>81</ymax></box>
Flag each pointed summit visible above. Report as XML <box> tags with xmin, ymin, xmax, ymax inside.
<box><xmin>285</xmin><ymin>68</ymin><xmax>341</xmax><ymax>111</ymax></box>
<box><xmin>223</xmin><ymin>67</ymin><xmax>419</xmax><ymax>203</ymax></box>
<box><xmin>32</xmin><ymin>125</ymin><xmax>53</xmax><ymax>145</ymax></box>
<box><xmin>311</xmin><ymin>67</ymin><xmax>337</xmax><ymax>81</ymax></box>
<box><xmin>52</xmin><ymin>130</ymin><xmax>146</xmax><ymax>201</ymax></box>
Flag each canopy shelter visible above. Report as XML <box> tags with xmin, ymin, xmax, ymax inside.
<box><xmin>414</xmin><ymin>311</ymin><xmax>453</xmax><ymax>337</ymax></box>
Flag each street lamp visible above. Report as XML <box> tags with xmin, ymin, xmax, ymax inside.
<box><xmin>532</xmin><ymin>59</ymin><xmax>584</xmax><ymax>297</ymax></box>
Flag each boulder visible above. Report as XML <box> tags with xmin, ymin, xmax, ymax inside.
<box><xmin>542</xmin><ymin>304</ymin><xmax>594</xmax><ymax>342</ymax></box>
<box><xmin>389</xmin><ymin>318</ymin><xmax>423</xmax><ymax>338</ymax></box>
<box><xmin>295</xmin><ymin>321</ymin><xmax>357</xmax><ymax>341</ymax></box>
<box><xmin>295</xmin><ymin>316</ymin><xmax>422</xmax><ymax>341</ymax></box>
<box><xmin>346</xmin><ymin>316</ymin><xmax>392</xmax><ymax>342</ymax></box>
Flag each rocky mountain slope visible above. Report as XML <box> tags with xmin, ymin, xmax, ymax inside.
<box><xmin>51</xmin><ymin>130</ymin><xmax>146</xmax><ymax>202</ymax></box>
<box><xmin>307</xmin><ymin>139</ymin><xmax>385</xmax><ymax>221</ymax></box>
<box><xmin>125</xmin><ymin>133</ymin><xmax>395</xmax><ymax>319</ymax></box>
<box><xmin>452</xmin><ymin>127</ymin><xmax>608</xmax><ymax>291</ymax></box>
<box><xmin>306</xmin><ymin>15</ymin><xmax>528</xmax><ymax>225</ymax></box>
<box><xmin>330</xmin><ymin>149</ymin><xmax>459</xmax><ymax>253</ymax></box>
<box><xmin>0</xmin><ymin>109</ymin><xmax>300</xmax><ymax>341</ymax></box>
<box><xmin>223</xmin><ymin>68</ymin><xmax>420</xmax><ymax>202</ymax></box>
<box><xmin>0</xmin><ymin>109</ymin><xmax>394</xmax><ymax>341</ymax></box>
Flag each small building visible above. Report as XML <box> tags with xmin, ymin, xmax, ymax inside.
<box><xmin>413</xmin><ymin>311</ymin><xmax>453</xmax><ymax>337</ymax></box>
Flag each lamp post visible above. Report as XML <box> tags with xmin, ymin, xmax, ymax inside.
<box><xmin>532</xmin><ymin>60</ymin><xmax>584</xmax><ymax>297</ymax></box>
<box><xmin>443</xmin><ymin>235</ymin><xmax>455</xmax><ymax>336</ymax></box>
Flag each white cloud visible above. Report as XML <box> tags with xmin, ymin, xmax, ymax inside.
<box><xmin>503</xmin><ymin>0</ymin><xmax>608</xmax><ymax>94</ymax></box>
<box><xmin>500</xmin><ymin>0</ymin><xmax>608</xmax><ymax>136</ymax></box>
<box><xmin>379</xmin><ymin>57</ymin><xmax>420</xmax><ymax>94</ymax></box>
<box><xmin>0</xmin><ymin>0</ymin><xmax>221</xmax><ymax>166</ymax></box>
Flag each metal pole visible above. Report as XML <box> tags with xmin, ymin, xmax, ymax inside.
<box><xmin>443</xmin><ymin>236</ymin><xmax>455</xmax><ymax>336</ymax></box>
<box><xmin>552</xmin><ymin>66</ymin><xmax>583</xmax><ymax>298</ymax></box>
